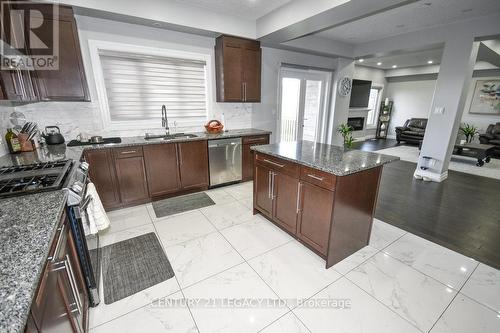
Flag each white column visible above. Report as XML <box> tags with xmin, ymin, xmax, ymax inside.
<box><xmin>414</xmin><ymin>36</ymin><xmax>479</xmax><ymax>182</ymax></box>
<box><xmin>327</xmin><ymin>58</ymin><xmax>354</xmax><ymax>146</ymax></box>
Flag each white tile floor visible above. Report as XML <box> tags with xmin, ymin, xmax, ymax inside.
<box><xmin>91</xmin><ymin>181</ymin><xmax>500</xmax><ymax>333</ymax></box>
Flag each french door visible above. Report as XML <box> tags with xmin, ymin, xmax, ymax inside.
<box><xmin>278</xmin><ymin>68</ymin><xmax>331</xmax><ymax>142</ymax></box>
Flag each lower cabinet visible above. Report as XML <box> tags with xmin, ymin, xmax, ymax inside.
<box><xmin>254</xmin><ymin>164</ymin><xmax>273</xmax><ymax>217</ymax></box>
<box><xmin>86</xmin><ymin>141</ymin><xmax>209</xmax><ymax>210</ymax></box>
<box><xmin>114</xmin><ymin>153</ymin><xmax>149</xmax><ymax>205</ymax></box>
<box><xmin>272</xmin><ymin>172</ymin><xmax>299</xmax><ymax>234</ymax></box>
<box><xmin>178</xmin><ymin>141</ymin><xmax>209</xmax><ymax>189</ymax></box>
<box><xmin>242</xmin><ymin>135</ymin><xmax>269</xmax><ymax>181</ymax></box>
<box><xmin>28</xmin><ymin>212</ymin><xmax>88</xmax><ymax>333</ymax></box>
<box><xmin>143</xmin><ymin>143</ymin><xmax>180</xmax><ymax>197</ymax></box>
<box><xmin>297</xmin><ymin>182</ymin><xmax>334</xmax><ymax>256</ymax></box>
<box><xmin>84</xmin><ymin>149</ymin><xmax>120</xmax><ymax>209</ymax></box>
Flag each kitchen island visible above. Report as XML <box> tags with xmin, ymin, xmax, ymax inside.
<box><xmin>251</xmin><ymin>141</ymin><xmax>399</xmax><ymax>268</ymax></box>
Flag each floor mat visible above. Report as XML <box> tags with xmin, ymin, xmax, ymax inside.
<box><xmin>100</xmin><ymin>233</ymin><xmax>174</xmax><ymax>304</ymax></box>
<box><xmin>152</xmin><ymin>192</ymin><xmax>215</xmax><ymax>218</ymax></box>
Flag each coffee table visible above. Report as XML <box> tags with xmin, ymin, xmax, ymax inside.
<box><xmin>453</xmin><ymin>143</ymin><xmax>496</xmax><ymax>167</ymax></box>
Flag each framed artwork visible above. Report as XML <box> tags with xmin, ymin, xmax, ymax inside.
<box><xmin>468</xmin><ymin>79</ymin><xmax>500</xmax><ymax>115</ymax></box>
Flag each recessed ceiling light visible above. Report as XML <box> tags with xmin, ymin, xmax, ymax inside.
<box><xmin>427</xmin><ymin>60</ymin><xmax>434</xmax><ymax>64</ymax></box>
<box><xmin>377</xmin><ymin>62</ymin><xmax>382</xmax><ymax>66</ymax></box>
<box><xmin>358</xmin><ymin>59</ymin><xmax>364</xmax><ymax>62</ymax></box>
<box><xmin>392</xmin><ymin>65</ymin><xmax>397</xmax><ymax>68</ymax></box>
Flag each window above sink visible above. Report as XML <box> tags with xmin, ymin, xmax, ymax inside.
<box><xmin>89</xmin><ymin>40</ymin><xmax>210</xmax><ymax>132</ymax></box>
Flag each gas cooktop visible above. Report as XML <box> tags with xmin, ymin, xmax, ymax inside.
<box><xmin>0</xmin><ymin>160</ymin><xmax>73</xmax><ymax>198</ymax></box>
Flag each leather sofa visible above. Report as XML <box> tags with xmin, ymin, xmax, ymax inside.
<box><xmin>395</xmin><ymin>118</ymin><xmax>428</xmax><ymax>144</ymax></box>
<box><xmin>479</xmin><ymin>123</ymin><xmax>500</xmax><ymax>154</ymax></box>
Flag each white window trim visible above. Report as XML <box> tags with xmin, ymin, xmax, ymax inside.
<box><xmin>366</xmin><ymin>85</ymin><xmax>384</xmax><ymax>129</ymax></box>
<box><xmin>88</xmin><ymin>39</ymin><xmax>212</xmax><ymax>131</ymax></box>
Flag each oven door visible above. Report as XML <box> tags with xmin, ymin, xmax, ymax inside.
<box><xmin>67</xmin><ymin>202</ymin><xmax>101</xmax><ymax>307</ymax></box>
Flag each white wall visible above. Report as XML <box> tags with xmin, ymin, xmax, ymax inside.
<box><xmin>252</xmin><ymin>47</ymin><xmax>339</xmax><ymax>143</ymax></box>
<box><xmin>384</xmin><ymin>79</ymin><xmax>436</xmax><ymax>137</ymax></box>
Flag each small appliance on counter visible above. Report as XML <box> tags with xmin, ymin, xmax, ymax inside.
<box><xmin>205</xmin><ymin>119</ymin><xmax>224</xmax><ymax>134</ymax></box>
<box><xmin>42</xmin><ymin>126</ymin><xmax>65</xmax><ymax>145</ymax></box>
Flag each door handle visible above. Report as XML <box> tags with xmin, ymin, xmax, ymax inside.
<box><xmin>271</xmin><ymin>172</ymin><xmax>276</xmax><ymax>199</ymax></box>
<box><xmin>263</xmin><ymin>159</ymin><xmax>285</xmax><ymax>168</ymax></box>
<box><xmin>296</xmin><ymin>182</ymin><xmax>302</xmax><ymax>213</ymax></box>
<box><xmin>47</xmin><ymin>223</ymin><xmax>65</xmax><ymax>261</ymax></box>
<box><xmin>307</xmin><ymin>174</ymin><xmax>324</xmax><ymax>181</ymax></box>
<box><xmin>64</xmin><ymin>254</ymin><xmax>83</xmax><ymax>316</ymax></box>
<box><xmin>268</xmin><ymin>171</ymin><xmax>272</xmax><ymax>199</ymax></box>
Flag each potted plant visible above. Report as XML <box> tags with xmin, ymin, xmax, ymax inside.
<box><xmin>459</xmin><ymin>123</ymin><xmax>479</xmax><ymax>143</ymax></box>
<box><xmin>338</xmin><ymin>123</ymin><xmax>354</xmax><ymax>148</ymax></box>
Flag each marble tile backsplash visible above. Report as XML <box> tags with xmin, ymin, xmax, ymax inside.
<box><xmin>0</xmin><ymin>101</ymin><xmax>253</xmax><ymax>156</ymax></box>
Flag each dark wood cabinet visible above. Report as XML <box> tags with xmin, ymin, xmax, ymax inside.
<box><xmin>143</xmin><ymin>143</ymin><xmax>180</xmax><ymax>197</ymax></box>
<box><xmin>29</xmin><ymin>213</ymin><xmax>88</xmax><ymax>333</ymax></box>
<box><xmin>254</xmin><ymin>152</ymin><xmax>383</xmax><ymax>268</ymax></box>
<box><xmin>0</xmin><ymin>4</ymin><xmax>89</xmax><ymax>102</ymax></box>
<box><xmin>254</xmin><ymin>163</ymin><xmax>273</xmax><ymax>217</ymax></box>
<box><xmin>114</xmin><ymin>147</ymin><xmax>149</xmax><ymax>205</ymax></box>
<box><xmin>215</xmin><ymin>35</ymin><xmax>261</xmax><ymax>102</ymax></box>
<box><xmin>242</xmin><ymin>135</ymin><xmax>269</xmax><ymax>181</ymax></box>
<box><xmin>33</xmin><ymin>6</ymin><xmax>90</xmax><ymax>101</ymax></box>
<box><xmin>85</xmin><ymin>149</ymin><xmax>120</xmax><ymax>209</ymax></box>
<box><xmin>272</xmin><ymin>172</ymin><xmax>299</xmax><ymax>234</ymax></box>
<box><xmin>178</xmin><ymin>141</ymin><xmax>209</xmax><ymax>190</ymax></box>
<box><xmin>297</xmin><ymin>182</ymin><xmax>334</xmax><ymax>256</ymax></box>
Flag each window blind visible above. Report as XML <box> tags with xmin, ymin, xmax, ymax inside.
<box><xmin>99</xmin><ymin>50</ymin><xmax>207</xmax><ymax>127</ymax></box>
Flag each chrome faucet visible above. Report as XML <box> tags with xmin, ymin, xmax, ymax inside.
<box><xmin>161</xmin><ymin>105</ymin><xmax>170</xmax><ymax>135</ymax></box>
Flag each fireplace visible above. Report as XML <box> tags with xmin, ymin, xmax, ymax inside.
<box><xmin>347</xmin><ymin>117</ymin><xmax>364</xmax><ymax>131</ymax></box>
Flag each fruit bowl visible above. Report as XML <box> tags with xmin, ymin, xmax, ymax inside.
<box><xmin>204</xmin><ymin>120</ymin><xmax>224</xmax><ymax>134</ymax></box>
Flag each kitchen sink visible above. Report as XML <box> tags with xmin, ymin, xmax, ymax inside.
<box><xmin>144</xmin><ymin>133</ymin><xmax>199</xmax><ymax>141</ymax></box>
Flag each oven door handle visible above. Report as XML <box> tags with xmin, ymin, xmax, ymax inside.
<box><xmin>80</xmin><ymin>195</ymin><xmax>93</xmax><ymax>211</ymax></box>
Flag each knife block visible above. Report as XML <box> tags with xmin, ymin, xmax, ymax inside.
<box><xmin>18</xmin><ymin>133</ymin><xmax>35</xmax><ymax>152</ymax></box>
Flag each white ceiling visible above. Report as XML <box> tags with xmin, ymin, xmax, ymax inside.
<box><xmin>357</xmin><ymin>48</ymin><xmax>443</xmax><ymax>69</ymax></box>
<box><xmin>316</xmin><ymin>0</ymin><xmax>500</xmax><ymax>44</ymax></box>
<box><xmin>171</xmin><ymin>0</ymin><xmax>293</xmax><ymax>20</ymax></box>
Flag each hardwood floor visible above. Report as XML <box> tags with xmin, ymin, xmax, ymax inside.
<box><xmin>355</xmin><ymin>139</ymin><xmax>500</xmax><ymax>269</ymax></box>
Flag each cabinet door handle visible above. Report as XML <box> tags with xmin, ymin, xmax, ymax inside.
<box><xmin>64</xmin><ymin>254</ymin><xmax>83</xmax><ymax>316</ymax></box>
<box><xmin>307</xmin><ymin>174</ymin><xmax>324</xmax><ymax>181</ymax></box>
<box><xmin>178</xmin><ymin>145</ymin><xmax>183</xmax><ymax>165</ymax></box>
<box><xmin>243</xmin><ymin>82</ymin><xmax>247</xmax><ymax>101</ymax></box>
<box><xmin>296</xmin><ymin>182</ymin><xmax>302</xmax><ymax>213</ymax></box>
<box><xmin>268</xmin><ymin>170</ymin><xmax>272</xmax><ymax>199</ymax></box>
<box><xmin>119</xmin><ymin>150</ymin><xmax>137</xmax><ymax>155</ymax></box>
<box><xmin>271</xmin><ymin>172</ymin><xmax>276</xmax><ymax>199</ymax></box>
<box><xmin>263</xmin><ymin>159</ymin><xmax>285</xmax><ymax>168</ymax></box>
<box><xmin>47</xmin><ymin>223</ymin><xmax>65</xmax><ymax>261</ymax></box>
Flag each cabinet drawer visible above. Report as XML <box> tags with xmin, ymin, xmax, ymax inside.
<box><xmin>300</xmin><ymin>166</ymin><xmax>336</xmax><ymax>191</ymax></box>
<box><xmin>255</xmin><ymin>153</ymin><xmax>298</xmax><ymax>177</ymax></box>
<box><xmin>243</xmin><ymin>135</ymin><xmax>269</xmax><ymax>145</ymax></box>
<box><xmin>113</xmin><ymin>146</ymin><xmax>143</xmax><ymax>158</ymax></box>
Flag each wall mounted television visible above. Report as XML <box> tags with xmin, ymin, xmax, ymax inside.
<box><xmin>349</xmin><ymin>79</ymin><xmax>372</xmax><ymax>108</ymax></box>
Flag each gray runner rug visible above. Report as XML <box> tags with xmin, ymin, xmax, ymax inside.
<box><xmin>152</xmin><ymin>192</ymin><xmax>215</xmax><ymax>218</ymax></box>
<box><xmin>100</xmin><ymin>232</ymin><xmax>174</xmax><ymax>304</ymax></box>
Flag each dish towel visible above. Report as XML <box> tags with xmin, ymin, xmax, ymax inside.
<box><xmin>84</xmin><ymin>182</ymin><xmax>110</xmax><ymax>235</ymax></box>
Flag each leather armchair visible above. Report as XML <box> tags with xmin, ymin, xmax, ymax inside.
<box><xmin>479</xmin><ymin>123</ymin><xmax>500</xmax><ymax>150</ymax></box>
<box><xmin>396</xmin><ymin>118</ymin><xmax>428</xmax><ymax>144</ymax></box>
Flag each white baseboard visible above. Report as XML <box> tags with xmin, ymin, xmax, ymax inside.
<box><xmin>413</xmin><ymin>169</ymin><xmax>448</xmax><ymax>182</ymax></box>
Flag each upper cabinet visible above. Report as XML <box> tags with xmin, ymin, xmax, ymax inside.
<box><xmin>0</xmin><ymin>4</ymin><xmax>90</xmax><ymax>102</ymax></box>
<box><xmin>215</xmin><ymin>35</ymin><xmax>261</xmax><ymax>103</ymax></box>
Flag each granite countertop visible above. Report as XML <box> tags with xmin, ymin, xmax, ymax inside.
<box><xmin>251</xmin><ymin>140</ymin><xmax>399</xmax><ymax>176</ymax></box>
<box><xmin>0</xmin><ymin>128</ymin><xmax>271</xmax><ymax>168</ymax></box>
<box><xmin>0</xmin><ymin>190</ymin><xmax>68</xmax><ymax>333</ymax></box>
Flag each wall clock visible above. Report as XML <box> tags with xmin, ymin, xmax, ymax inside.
<box><xmin>338</xmin><ymin>77</ymin><xmax>352</xmax><ymax>96</ymax></box>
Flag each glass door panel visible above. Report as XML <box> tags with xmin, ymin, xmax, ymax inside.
<box><xmin>280</xmin><ymin>77</ymin><xmax>301</xmax><ymax>142</ymax></box>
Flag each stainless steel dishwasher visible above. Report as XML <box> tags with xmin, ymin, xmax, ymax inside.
<box><xmin>208</xmin><ymin>138</ymin><xmax>242</xmax><ymax>187</ymax></box>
